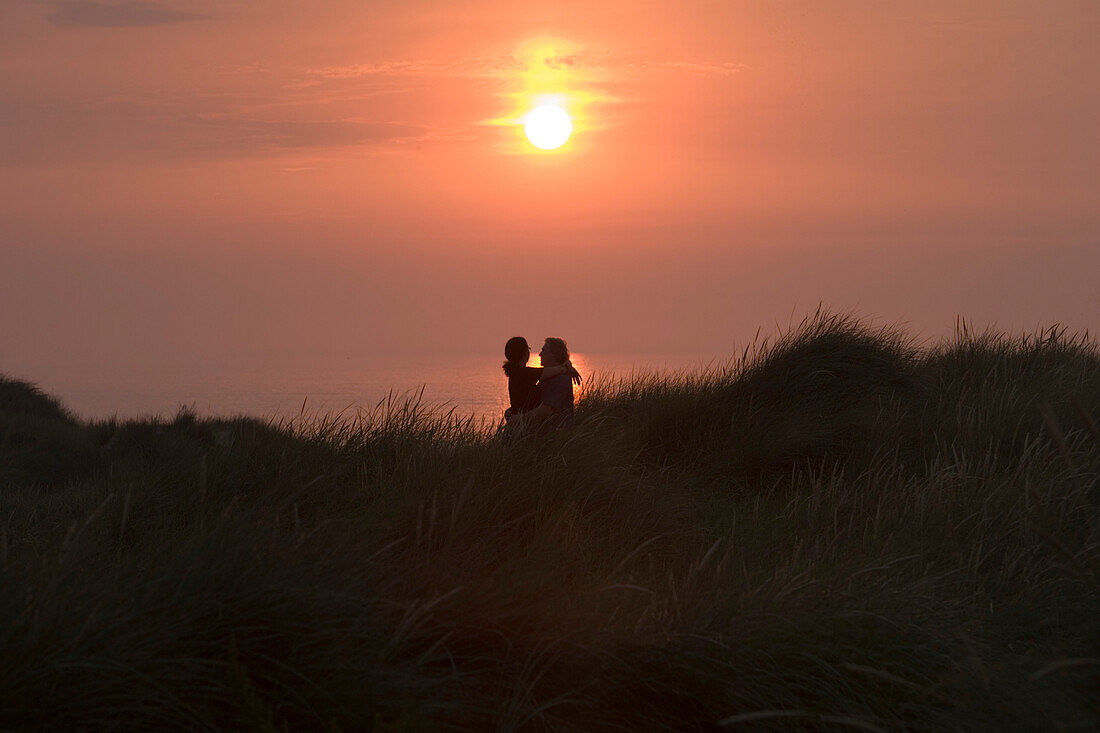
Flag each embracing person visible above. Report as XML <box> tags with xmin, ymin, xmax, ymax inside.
<box><xmin>501</xmin><ymin>336</ymin><xmax>580</xmax><ymax>431</ymax></box>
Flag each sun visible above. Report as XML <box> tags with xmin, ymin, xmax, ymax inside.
<box><xmin>524</xmin><ymin>105</ymin><xmax>572</xmax><ymax>150</ymax></box>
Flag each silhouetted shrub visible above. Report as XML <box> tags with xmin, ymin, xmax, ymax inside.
<box><xmin>0</xmin><ymin>375</ymin><xmax>91</xmax><ymax>486</ymax></box>
<box><xmin>0</xmin><ymin>375</ymin><xmax>75</xmax><ymax>423</ymax></box>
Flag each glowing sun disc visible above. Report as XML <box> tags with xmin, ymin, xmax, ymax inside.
<box><xmin>524</xmin><ymin>105</ymin><xmax>572</xmax><ymax>150</ymax></box>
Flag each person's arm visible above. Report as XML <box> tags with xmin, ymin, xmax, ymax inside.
<box><xmin>540</xmin><ymin>363</ymin><xmax>582</xmax><ymax>384</ymax></box>
<box><xmin>538</xmin><ymin>364</ymin><xmax>571</xmax><ymax>380</ymax></box>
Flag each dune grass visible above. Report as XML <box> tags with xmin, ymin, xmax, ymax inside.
<box><xmin>1</xmin><ymin>312</ymin><xmax>1097</xmax><ymax>731</ymax></box>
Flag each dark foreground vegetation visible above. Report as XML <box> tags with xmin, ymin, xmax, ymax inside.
<box><xmin>1</xmin><ymin>313</ymin><xmax>1098</xmax><ymax>731</ymax></box>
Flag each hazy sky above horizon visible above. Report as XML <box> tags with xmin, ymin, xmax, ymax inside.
<box><xmin>1</xmin><ymin>0</ymin><xmax>1098</xmax><ymax>379</ymax></box>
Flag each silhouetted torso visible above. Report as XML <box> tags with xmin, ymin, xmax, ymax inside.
<box><xmin>506</xmin><ymin>366</ymin><xmax>543</xmax><ymax>413</ymax></box>
<box><xmin>540</xmin><ymin>373</ymin><xmax>574</xmax><ymax>425</ymax></box>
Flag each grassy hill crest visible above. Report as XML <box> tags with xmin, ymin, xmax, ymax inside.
<box><xmin>1</xmin><ymin>312</ymin><xmax>1097</xmax><ymax>730</ymax></box>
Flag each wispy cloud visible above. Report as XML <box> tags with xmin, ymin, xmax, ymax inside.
<box><xmin>542</xmin><ymin>55</ymin><xmax>580</xmax><ymax>69</ymax></box>
<box><xmin>311</xmin><ymin>56</ymin><xmax>523</xmax><ymax>79</ymax></box>
<box><xmin>644</xmin><ymin>61</ymin><xmax>746</xmax><ymax>76</ymax></box>
<box><xmin>192</xmin><ymin>117</ymin><xmax>429</xmax><ymax>150</ymax></box>
<box><xmin>47</xmin><ymin>1</ymin><xmax>204</xmax><ymax>28</ymax></box>
<box><xmin>0</xmin><ymin>92</ymin><xmax>441</xmax><ymax>166</ymax></box>
<box><xmin>311</xmin><ymin>52</ymin><xmax>744</xmax><ymax>80</ymax></box>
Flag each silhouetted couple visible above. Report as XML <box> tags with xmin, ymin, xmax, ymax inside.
<box><xmin>501</xmin><ymin>336</ymin><xmax>581</xmax><ymax>432</ymax></box>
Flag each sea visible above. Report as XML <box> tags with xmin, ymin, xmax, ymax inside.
<box><xmin>20</xmin><ymin>352</ymin><xmax>721</xmax><ymax>426</ymax></box>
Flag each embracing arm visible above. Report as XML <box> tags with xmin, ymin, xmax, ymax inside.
<box><xmin>539</xmin><ymin>363</ymin><xmax>582</xmax><ymax>385</ymax></box>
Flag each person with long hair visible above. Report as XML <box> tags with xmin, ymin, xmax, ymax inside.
<box><xmin>527</xmin><ymin>337</ymin><xmax>577</xmax><ymax>427</ymax></box>
<box><xmin>501</xmin><ymin>336</ymin><xmax>580</xmax><ymax>427</ymax></box>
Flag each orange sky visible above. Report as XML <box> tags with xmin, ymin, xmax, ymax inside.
<box><xmin>1</xmin><ymin>1</ymin><xmax>1098</xmax><ymax>375</ymax></box>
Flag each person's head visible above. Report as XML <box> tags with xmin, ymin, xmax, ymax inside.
<box><xmin>502</xmin><ymin>336</ymin><xmax>531</xmax><ymax>374</ymax></box>
<box><xmin>539</xmin><ymin>337</ymin><xmax>569</xmax><ymax>367</ymax></box>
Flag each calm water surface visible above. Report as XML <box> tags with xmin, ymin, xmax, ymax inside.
<box><xmin>24</xmin><ymin>353</ymin><xmax>720</xmax><ymax>424</ymax></box>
